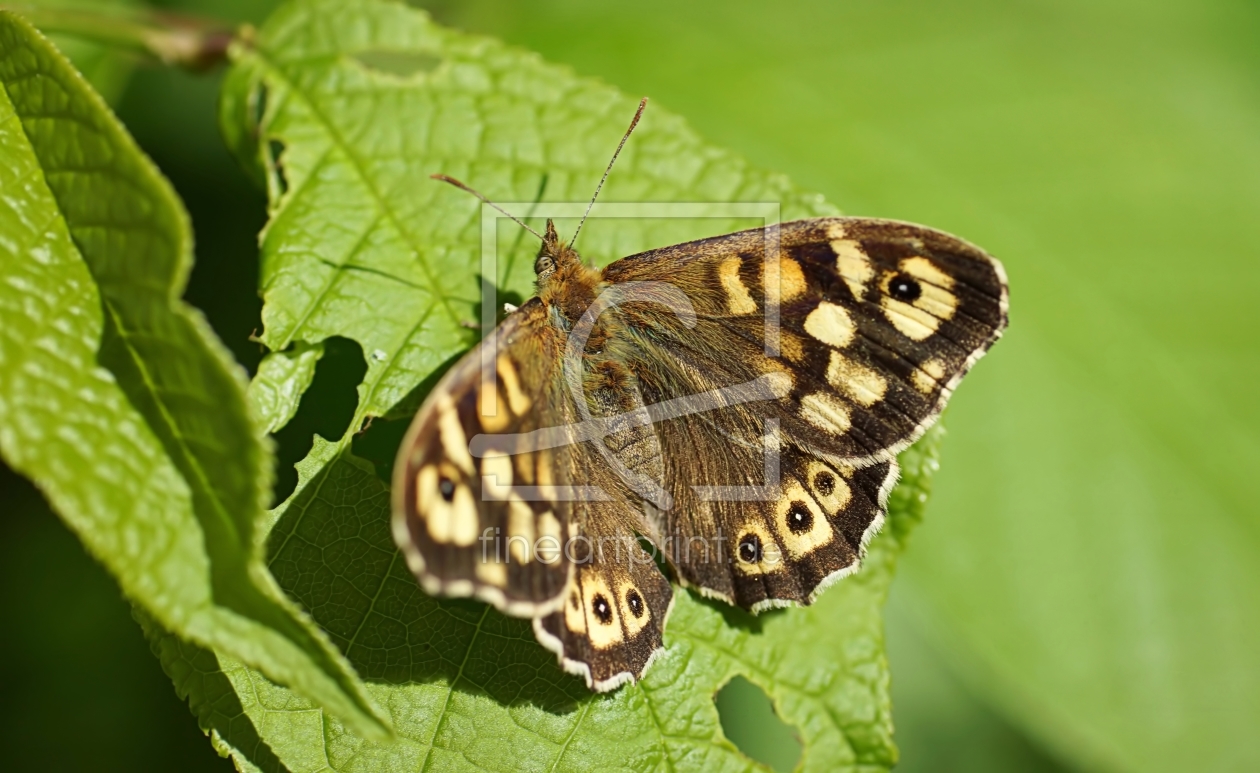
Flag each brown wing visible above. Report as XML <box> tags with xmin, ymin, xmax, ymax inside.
<box><xmin>598</xmin><ymin>217</ymin><xmax>1006</xmax><ymax>609</ymax></box>
<box><xmin>533</xmin><ymin>504</ymin><xmax>673</xmax><ymax>692</ymax></box>
<box><xmin>392</xmin><ymin>298</ymin><xmax>578</xmax><ymax>617</ymax></box>
<box><xmin>602</xmin><ymin>216</ymin><xmax>1008</xmax><ymax>465</ymax></box>
<box><xmin>662</xmin><ymin>440</ymin><xmax>899</xmax><ymax>612</ymax></box>
<box><xmin>392</xmin><ymin>297</ymin><xmax>675</xmax><ymax>686</ymax></box>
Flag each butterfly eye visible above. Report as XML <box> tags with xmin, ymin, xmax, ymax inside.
<box><xmin>786</xmin><ymin>501</ymin><xmax>814</xmax><ymax>534</ymax></box>
<box><xmin>591</xmin><ymin>594</ymin><xmax>614</xmax><ymax>624</ymax></box>
<box><xmin>626</xmin><ymin>588</ymin><xmax>645</xmax><ymax>619</ymax></box>
<box><xmin>737</xmin><ymin>533</ymin><xmax>762</xmax><ymax>563</ymax></box>
<box><xmin>888</xmin><ymin>273</ymin><xmax>922</xmax><ymax>302</ymax></box>
<box><xmin>534</xmin><ymin>254</ymin><xmax>557</xmax><ymax>278</ymax></box>
<box><xmin>438</xmin><ymin>476</ymin><xmax>456</xmax><ymax>502</ymax></box>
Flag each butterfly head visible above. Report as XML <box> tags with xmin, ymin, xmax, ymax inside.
<box><xmin>534</xmin><ymin>219</ymin><xmax>582</xmax><ymax>284</ymax></box>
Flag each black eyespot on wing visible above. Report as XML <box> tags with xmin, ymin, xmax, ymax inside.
<box><xmin>738</xmin><ymin>533</ymin><xmax>762</xmax><ymax>563</ymax></box>
<box><xmin>888</xmin><ymin>273</ymin><xmax>922</xmax><ymax>302</ymax></box>
<box><xmin>786</xmin><ymin>501</ymin><xmax>813</xmax><ymax>534</ymax></box>
<box><xmin>438</xmin><ymin>476</ymin><xmax>455</xmax><ymax>502</ymax></box>
<box><xmin>627</xmin><ymin>588</ymin><xmax>645</xmax><ymax>619</ymax></box>
<box><xmin>592</xmin><ymin>593</ymin><xmax>614</xmax><ymax>624</ymax></box>
<box><xmin>813</xmin><ymin>470</ymin><xmax>835</xmax><ymax>496</ymax></box>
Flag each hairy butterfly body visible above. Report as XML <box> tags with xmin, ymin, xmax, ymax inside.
<box><xmin>392</xmin><ymin>103</ymin><xmax>1008</xmax><ymax>691</ymax></box>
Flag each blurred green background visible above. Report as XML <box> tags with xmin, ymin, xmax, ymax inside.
<box><xmin>2</xmin><ymin>0</ymin><xmax>1257</xmax><ymax>770</ymax></box>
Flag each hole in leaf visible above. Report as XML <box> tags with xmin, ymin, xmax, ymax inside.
<box><xmin>352</xmin><ymin>49</ymin><xmax>442</xmax><ymax>77</ymax></box>
<box><xmin>270</xmin><ymin>337</ymin><xmax>366</xmax><ymax>505</ymax></box>
<box><xmin>351</xmin><ymin>416</ymin><xmax>409</xmax><ymax>486</ymax></box>
<box><xmin>266</xmin><ymin>138</ymin><xmax>288</xmax><ymax>197</ymax></box>
<box><xmin>715</xmin><ymin>676</ymin><xmax>802</xmax><ymax>772</ymax></box>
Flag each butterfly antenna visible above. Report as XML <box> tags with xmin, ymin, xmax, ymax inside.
<box><xmin>570</xmin><ymin>97</ymin><xmax>648</xmax><ymax>248</ymax></box>
<box><xmin>430</xmin><ymin>174</ymin><xmax>545</xmax><ymax>241</ymax></box>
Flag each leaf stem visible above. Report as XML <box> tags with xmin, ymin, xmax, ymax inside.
<box><xmin>2</xmin><ymin>4</ymin><xmax>239</xmax><ymax>71</ymax></box>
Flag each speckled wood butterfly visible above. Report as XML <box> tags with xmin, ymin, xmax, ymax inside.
<box><xmin>392</xmin><ymin>100</ymin><xmax>1008</xmax><ymax>691</ymax></box>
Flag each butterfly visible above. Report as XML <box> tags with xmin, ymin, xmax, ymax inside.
<box><xmin>392</xmin><ymin>99</ymin><xmax>1008</xmax><ymax>691</ymax></box>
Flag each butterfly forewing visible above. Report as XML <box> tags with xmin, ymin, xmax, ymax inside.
<box><xmin>603</xmin><ymin>217</ymin><xmax>1008</xmax><ymax>464</ymax></box>
<box><xmin>392</xmin><ymin>299</ymin><xmax>577</xmax><ymax>617</ymax></box>
<box><xmin>392</xmin><ymin>296</ymin><xmax>676</xmax><ymax>689</ymax></box>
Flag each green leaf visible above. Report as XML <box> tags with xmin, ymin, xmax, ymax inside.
<box><xmin>0</xmin><ymin>11</ymin><xmax>388</xmax><ymax>739</ymax></box>
<box><xmin>249</xmin><ymin>341</ymin><xmax>324</xmax><ymax>434</ymax></box>
<box><xmin>157</xmin><ymin>0</ymin><xmax>949</xmax><ymax>768</ymax></box>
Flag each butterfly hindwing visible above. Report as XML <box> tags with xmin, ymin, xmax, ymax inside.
<box><xmin>533</xmin><ymin>502</ymin><xmax>673</xmax><ymax>692</ymax></box>
<box><xmin>665</xmin><ymin>446</ymin><xmax>898</xmax><ymax>611</ymax></box>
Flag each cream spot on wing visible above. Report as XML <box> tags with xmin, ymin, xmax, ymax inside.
<box><xmin>564</xmin><ymin>587</ymin><xmax>587</xmax><ymax>635</ymax></box>
<box><xmin>617</xmin><ymin>578</ymin><xmax>651</xmax><ymax>637</ymax></box>
<box><xmin>806</xmin><ymin>460</ymin><xmax>852</xmax><ymax>515</ymax></box>
<box><xmin>535</xmin><ymin>447</ymin><xmax>555</xmax><ymax>495</ymax></box>
<box><xmin>496</xmin><ymin>354</ymin><xmax>532</xmax><ymax>415</ymax></box>
<box><xmin>539</xmin><ymin>510</ymin><xmax>563</xmax><ymax>541</ymax></box>
<box><xmin>415</xmin><ymin>465</ymin><xmax>437</xmax><ymax>515</ymax></box>
<box><xmin>436</xmin><ymin>395</ymin><xmax>475</xmax><ymax>475</ymax></box>
<box><xmin>771</xmin><ymin>479</ymin><xmax>833</xmax><ymax>559</ymax></box>
<box><xmin>535</xmin><ymin>511</ymin><xmax>563</xmax><ymax>564</ymax></box>
<box><xmin>881</xmin><ymin>300</ymin><xmax>936</xmax><ymax>340</ymax></box>
<box><xmin>801</xmin><ymin>392</ymin><xmax>852</xmax><ymax>433</ymax></box>
<box><xmin>448</xmin><ymin>485</ymin><xmax>478</xmax><ymax>546</ymax></box>
<box><xmin>507</xmin><ymin>496</ymin><xmax>535</xmax><ymax>562</ymax></box>
<box><xmin>732</xmin><ymin>520</ymin><xmax>783</xmax><ymax>576</ymax></box>
<box><xmin>423</xmin><ymin>465</ymin><xmax>478</xmax><ymax>546</ymax></box>
<box><xmin>912</xmin><ymin>357</ymin><xmax>947</xmax><ymax>394</ymax></box>
<box><xmin>902</xmin><ymin>256</ymin><xmax>955</xmax><ymax>290</ymax></box>
<box><xmin>475</xmin><ymin>556</ymin><xmax>506</xmax><ymax>585</ymax></box>
<box><xmin>832</xmin><ymin>238</ymin><xmax>874</xmax><ymax>301</ymax></box>
<box><xmin>881</xmin><ymin>257</ymin><xmax>959</xmax><ymax>341</ymax></box>
<box><xmin>582</xmin><ymin>573</ymin><xmax>624</xmax><ymax>649</ymax></box>
<box><xmin>765</xmin><ymin>255</ymin><xmax>807</xmax><ymax>305</ymax></box>
<box><xmin>803</xmin><ymin>302</ymin><xmax>856</xmax><ymax>348</ymax></box>
<box><xmin>825</xmin><ymin>351</ymin><xmax>887</xmax><ymax>407</ymax></box>
<box><xmin>719</xmin><ymin>256</ymin><xmax>758</xmax><ymax>315</ymax></box>
<box><xmin>903</xmin><ymin>256</ymin><xmax>959</xmax><ymax>319</ymax></box>
<box><xmin>480</xmin><ymin>452</ymin><xmax>513</xmax><ymax>500</ymax></box>
<box><xmin>477</xmin><ymin>381</ymin><xmax>511</xmax><ymax>433</ymax></box>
